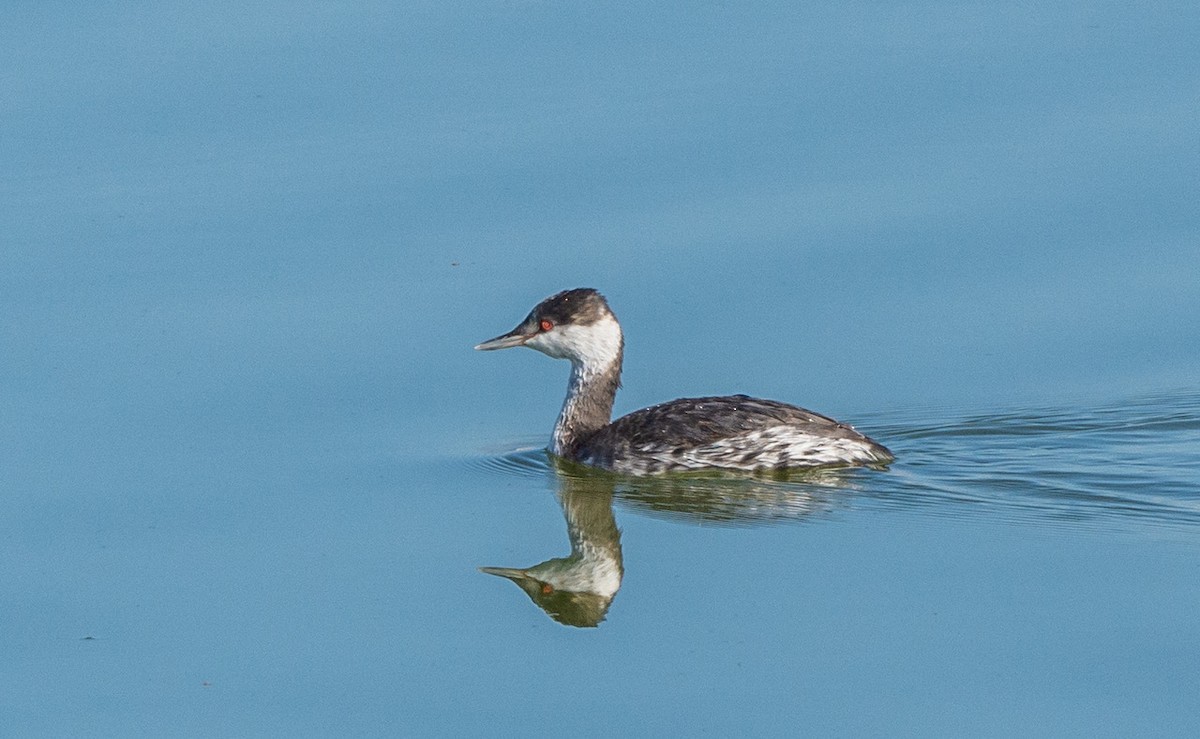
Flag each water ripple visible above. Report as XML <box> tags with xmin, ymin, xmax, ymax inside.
<box><xmin>467</xmin><ymin>443</ymin><xmax>551</xmax><ymax>480</ymax></box>
<box><xmin>863</xmin><ymin>388</ymin><xmax>1200</xmax><ymax>531</ymax></box>
<box><xmin>471</xmin><ymin>388</ymin><xmax>1200</xmax><ymax>532</ymax></box>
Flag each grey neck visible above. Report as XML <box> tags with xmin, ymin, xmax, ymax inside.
<box><xmin>551</xmin><ymin>352</ymin><xmax>622</xmax><ymax>457</ymax></box>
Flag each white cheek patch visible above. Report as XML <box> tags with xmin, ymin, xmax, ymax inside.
<box><xmin>529</xmin><ymin>317</ymin><xmax>622</xmax><ymax>368</ymax></box>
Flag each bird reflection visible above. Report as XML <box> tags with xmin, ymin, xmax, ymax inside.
<box><xmin>481</xmin><ymin>455</ymin><xmax>865</xmax><ymax>628</ymax></box>
<box><xmin>611</xmin><ymin>466</ymin><xmax>852</xmax><ymax>525</ymax></box>
<box><xmin>481</xmin><ymin>463</ymin><xmax>623</xmax><ymax>628</ymax></box>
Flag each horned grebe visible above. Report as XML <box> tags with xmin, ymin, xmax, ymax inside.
<box><xmin>476</xmin><ymin>288</ymin><xmax>893</xmax><ymax>475</ymax></box>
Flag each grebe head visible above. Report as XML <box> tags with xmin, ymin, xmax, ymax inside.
<box><xmin>475</xmin><ymin>288</ymin><xmax>623</xmax><ymax>369</ymax></box>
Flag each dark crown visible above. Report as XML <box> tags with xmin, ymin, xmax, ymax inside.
<box><xmin>533</xmin><ymin>288</ymin><xmax>613</xmax><ymax>326</ymax></box>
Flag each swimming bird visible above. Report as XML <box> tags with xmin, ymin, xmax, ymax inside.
<box><xmin>476</xmin><ymin>288</ymin><xmax>893</xmax><ymax>475</ymax></box>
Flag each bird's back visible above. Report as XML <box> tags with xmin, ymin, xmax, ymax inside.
<box><xmin>573</xmin><ymin>395</ymin><xmax>893</xmax><ymax>474</ymax></box>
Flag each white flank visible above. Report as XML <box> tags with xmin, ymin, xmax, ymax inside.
<box><xmin>594</xmin><ymin>426</ymin><xmax>889</xmax><ymax>475</ymax></box>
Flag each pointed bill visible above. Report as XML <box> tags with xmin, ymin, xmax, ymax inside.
<box><xmin>475</xmin><ymin>326</ymin><xmax>533</xmax><ymax>351</ymax></box>
<box><xmin>478</xmin><ymin>566</ymin><xmax>530</xmax><ymax>581</ymax></box>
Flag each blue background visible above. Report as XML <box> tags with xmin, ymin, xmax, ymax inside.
<box><xmin>3</xmin><ymin>2</ymin><xmax>1199</xmax><ymax>735</ymax></box>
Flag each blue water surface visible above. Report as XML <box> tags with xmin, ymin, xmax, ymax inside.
<box><xmin>3</xmin><ymin>1</ymin><xmax>1199</xmax><ymax>736</ymax></box>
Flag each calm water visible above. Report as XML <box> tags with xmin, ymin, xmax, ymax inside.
<box><xmin>3</xmin><ymin>1</ymin><xmax>1200</xmax><ymax>736</ymax></box>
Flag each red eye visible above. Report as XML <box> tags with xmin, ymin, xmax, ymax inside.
<box><xmin>539</xmin><ymin>319</ymin><xmax>553</xmax><ymax>332</ymax></box>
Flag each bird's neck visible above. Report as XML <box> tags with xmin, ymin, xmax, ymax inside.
<box><xmin>552</xmin><ymin>351</ymin><xmax>622</xmax><ymax>457</ymax></box>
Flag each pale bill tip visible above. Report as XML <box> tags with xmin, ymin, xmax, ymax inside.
<box><xmin>474</xmin><ymin>332</ymin><xmax>530</xmax><ymax>351</ymax></box>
